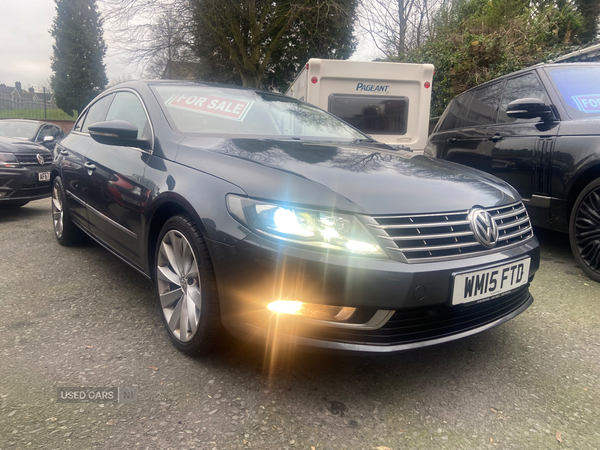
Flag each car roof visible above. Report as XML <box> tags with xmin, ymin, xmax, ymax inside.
<box><xmin>106</xmin><ymin>79</ymin><xmax>283</xmax><ymax>97</ymax></box>
<box><xmin>0</xmin><ymin>118</ymin><xmax>44</xmax><ymax>125</ymax></box>
<box><xmin>456</xmin><ymin>62</ymin><xmax>600</xmax><ymax>97</ymax></box>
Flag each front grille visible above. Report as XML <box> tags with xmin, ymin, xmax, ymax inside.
<box><xmin>303</xmin><ymin>287</ymin><xmax>531</xmax><ymax>347</ymax></box>
<box><xmin>15</xmin><ymin>153</ymin><xmax>53</xmax><ymax>165</ymax></box>
<box><xmin>370</xmin><ymin>202</ymin><xmax>534</xmax><ymax>262</ymax></box>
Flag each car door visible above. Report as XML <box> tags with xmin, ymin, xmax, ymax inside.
<box><xmin>59</xmin><ymin>94</ymin><xmax>114</xmax><ymax>231</ymax></box>
<box><xmin>485</xmin><ymin>72</ymin><xmax>559</xmax><ymax>203</ymax></box>
<box><xmin>442</xmin><ymin>83</ymin><xmax>506</xmax><ymax>171</ymax></box>
<box><xmin>437</xmin><ymin>91</ymin><xmax>486</xmax><ymax>168</ymax></box>
<box><xmin>83</xmin><ymin>90</ymin><xmax>152</xmax><ymax>268</ymax></box>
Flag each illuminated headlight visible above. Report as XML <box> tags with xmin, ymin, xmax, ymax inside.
<box><xmin>267</xmin><ymin>300</ymin><xmax>356</xmax><ymax>321</ymax></box>
<box><xmin>227</xmin><ymin>195</ymin><xmax>384</xmax><ymax>257</ymax></box>
<box><xmin>0</xmin><ymin>152</ymin><xmax>20</xmax><ymax>168</ymax></box>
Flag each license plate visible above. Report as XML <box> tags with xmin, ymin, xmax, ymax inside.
<box><xmin>38</xmin><ymin>172</ymin><xmax>50</xmax><ymax>182</ymax></box>
<box><xmin>452</xmin><ymin>258</ymin><xmax>531</xmax><ymax>305</ymax></box>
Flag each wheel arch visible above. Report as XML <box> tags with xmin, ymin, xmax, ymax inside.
<box><xmin>567</xmin><ymin>163</ymin><xmax>600</xmax><ymax>221</ymax></box>
<box><xmin>145</xmin><ymin>194</ymin><xmax>206</xmax><ymax>282</ymax></box>
<box><xmin>50</xmin><ymin>167</ymin><xmax>61</xmax><ymax>186</ymax></box>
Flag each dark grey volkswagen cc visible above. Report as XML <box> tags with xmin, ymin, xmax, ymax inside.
<box><xmin>50</xmin><ymin>81</ymin><xmax>540</xmax><ymax>355</ymax></box>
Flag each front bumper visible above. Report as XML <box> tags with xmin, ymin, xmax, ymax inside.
<box><xmin>207</xmin><ymin>232</ymin><xmax>540</xmax><ymax>352</ymax></box>
<box><xmin>0</xmin><ymin>165</ymin><xmax>52</xmax><ymax>203</ymax></box>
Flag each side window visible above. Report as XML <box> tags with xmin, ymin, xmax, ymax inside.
<box><xmin>105</xmin><ymin>92</ymin><xmax>150</xmax><ymax>140</ymax></box>
<box><xmin>497</xmin><ymin>73</ymin><xmax>549</xmax><ymax>123</ymax></box>
<box><xmin>82</xmin><ymin>94</ymin><xmax>114</xmax><ymax>133</ymax></box>
<box><xmin>465</xmin><ymin>82</ymin><xmax>503</xmax><ymax>126</ymax></box>
<box><xmin>36</xmin><ymin>125</ymin><xmax>52</xmax><ymax>142</ymax></box>
<box><xmin>73</xmin><ymin>111</ymin><xmax>87</xmax><ymax>132</ymax></box>
<box><xmin>438</xmin><ymin>92</ymin><xmax>474</xmax><ymax>131</ymax></box>
<box><xmin>52</xmin><ymin>125</ymin><xmax>64</xmax><ymax>138</ymax></box>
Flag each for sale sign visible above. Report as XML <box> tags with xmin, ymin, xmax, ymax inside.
<box><xmin>572</xmin><ymin>94</ymin><xmax>600</xmax><ymax>113</ymax></box>
<box><xmin>165</xmin><ymin>93</ymin><xmax>253</xmax><ymax>121</ymax></box>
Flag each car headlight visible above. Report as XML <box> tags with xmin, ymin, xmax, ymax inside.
<box><xmin>227</xmin><ymin>195</ymin><xmax>385</xmax><ymax>257</ymax></box>
<box><xmin>0</xmin><ymin>152</ymin><xmax>19</xmax><ymax>168</ymax></box>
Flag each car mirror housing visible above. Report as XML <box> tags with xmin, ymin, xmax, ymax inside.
<box><xmin>43</xmin><ymin>135</ymin><xmax>54</xmax><ymax>143</ymax></box>
<box><xmin>506</xmin><ymin>98</ymin><xmax>553</xmax><ymax>120</ymax></box>
<box><xmin>88</xmin><ymin>120</ymin><xmax>150</xmax><ymax>150</ymax></box>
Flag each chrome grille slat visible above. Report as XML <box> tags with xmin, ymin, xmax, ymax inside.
<box><xmin>397</xmin><ymin>241</ymin><xmax>480</xmax><ymax>252</ymax></box>
<box><xmin>497</xmin><ymin>216</ymin><xmax>530</xmax><ymax>230</ymax></box>
<box><xmin>371</xmin><ymin>219</ymin><xmax>470</xmax><ymax>230</ymax></box>
<box><xmin>389</xmin><ymin>230</ymin><xmax>474</xmax><ymax>241</ymax></box>
<box><xmin>373</xmin><ymin>210</ymin><xmax>469</xmax><ymax>219</ymax></box>
<box><xmin>491</xmin><ymin>206</ymin><xmax>527</xmax><ymax>219</ymax></box>
<box><xmin>499</xmin><ymin>226</ymin><xmax>533</xmax><ymax>241</ymax></box>
<box><xmin>371</xmin><ymin>201</ymin><xmax>533</xmax><ymax>262</ymax></box>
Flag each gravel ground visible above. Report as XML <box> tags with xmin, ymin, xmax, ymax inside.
<box><xmin>0</xmin><ymin>198</ymin><xmax>598</xmax><ymax>450</ymax></box>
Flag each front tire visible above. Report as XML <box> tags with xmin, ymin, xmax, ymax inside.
<box><xmin>155</xmin><ymin>215</ymin><xmax>221</xmax><ymax>355</ymax></box>
<box><xmin>570</xmin><ymin>178</ymin><xmax>600</xmax><ymax>283</ymax></box>
<box><xmin>52</xmin><ymin>177</ymin><xmax>87</xmax><ymax>246</ymax></box>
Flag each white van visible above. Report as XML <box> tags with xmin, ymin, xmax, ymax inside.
<box><xmin>285</xmin><ymin>59</ymin><xmax>434</xmax><ymax>153</ymax></box>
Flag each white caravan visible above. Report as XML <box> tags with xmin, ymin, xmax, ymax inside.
<box><xmin>285</xmin><ymin>59</ymin><xmax>434</xmax><ymax>153</ymax></box>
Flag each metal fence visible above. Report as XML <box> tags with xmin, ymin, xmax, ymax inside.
<box><xmin>0</xmin><ymin>84</ymin><xmax>76</xmax><ymax>121</ymax></box>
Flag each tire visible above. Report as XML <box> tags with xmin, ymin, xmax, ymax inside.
<box><xmin>155</xmin><ymin>215</ymin><xmax>221</xmax><ymax>355</ymax></box>
<box><xmin>569</xmin><ymin>178</ymin><xmax>600</xmax><ymax>283</ymax></box>
<box><xmin>52</xmin><ymin>177</ymin><xmax>87</xmax><ymax>246</ymax></box>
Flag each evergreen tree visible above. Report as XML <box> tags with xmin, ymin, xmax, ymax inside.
<box><xmin>190</xmin><ymin>0</ymin><xmax>358</xmax><ymax>89</ymax></box>
<box><xmin>50</xmin><ymin>0</ymin><xmax>108</xmax><ymax>116</ymax></box>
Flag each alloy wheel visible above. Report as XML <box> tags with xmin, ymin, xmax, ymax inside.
<box><xmin>156</xmin><ymin>230</ymin><xmax>202</xmax><ymax>342</ymax></box>
<box><xmin>574</xmin><ymin>186</ymin><xmax>600</xmax><ymax>273</ymax></box>
<box><xmin>52</xmin><ymin>183</ymin><xmax>64</xmax><ymax>239</ymax></box>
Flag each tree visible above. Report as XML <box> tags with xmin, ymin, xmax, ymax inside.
<box><xmin>404</xmin><ymin>0</ymin><xmax>585</xmax><ymax>115</ymax></box>
<box><xmin>573</xmin><ymin>0</ymin><xmax>600</xmax><ymax>42</ymax></box>
<box><xmin>50</xmin><ymin>0</ymin><xmax>108</xmax><ymax>116</ymax></box>
<box><xmin>359</xmin><ymin>0</ymin><xmax>449</xmax><ymax>59</ymax></box>
<box><xmin>191</xmin><ymin>0</ymin><xmax>357</xmax><ymax>88</ymax></box>
<box><xmin>104</xmin><ymin>0</ymin><xmax>357</xmax><ymax>89</ymax></box>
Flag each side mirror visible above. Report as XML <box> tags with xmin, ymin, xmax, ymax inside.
<box><xmin>43</xmin><ymin>135</ymin><xmax>54</xmax><ymax>143</ymax></box>
<box><xmin>88</xmin><ymin>120</ymin><xmax>150</xmax><ymax>150</ymax></box>
<box><xmin>506</xmin><ymin>98</ymin><xmax>553</xmax><ymax>120</ymax></box>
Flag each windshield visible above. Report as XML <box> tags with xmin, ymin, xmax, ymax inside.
<box><xmin>0</xmin><ymin>121</ymin><xmax>38</xmax><ymax>140</ymax></box>
<box><xmin>546</xmin><ymin>66</ymin><xmax>600</xmax><ymax>119</ymax></box>
<box><xmin>152</xmin><ymin>85</ymin><xmax>366</xmax><ymax>140</ymax></box>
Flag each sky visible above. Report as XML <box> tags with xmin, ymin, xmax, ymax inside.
<box><xmin>0</xmin><ymin>0</ymin><xmax>379</xmax><ymax>90</ymax></box>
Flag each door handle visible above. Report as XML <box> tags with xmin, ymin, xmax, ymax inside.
<box><xmin>490</xmin><ymin>134</ymin><xmax>503</xmax><ymax>142</ymax></box>
<box><xmin>448</xmin><ymin>137</ymin><xmax>457</xmax><ymax>143</ymax></box>
<box><xmin>84</xmin><ymin>162</ymin><xmax>96</xmax><ymax>171</ymax></box>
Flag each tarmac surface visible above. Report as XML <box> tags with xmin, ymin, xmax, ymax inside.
<box><xmin>0</xmin><ymin>199</ymin><xmax>599</xmax><ymax>449</ymax></box>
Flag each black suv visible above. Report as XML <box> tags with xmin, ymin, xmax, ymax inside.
<box><xmin>426</xmin><ymin>63</ymin><xmax>600</xmax><ymax>282</ymax></box>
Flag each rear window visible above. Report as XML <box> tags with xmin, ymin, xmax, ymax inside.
<box><xmin>438</xmin><ymin>92</ymin><xmax>473</xmax><ymax>131</ymax></box>
<box><xmin>547</xmin><ymin>66</ymin><xmax>600</xmax><ymax>119</ymax></box>
<box><xmin>465</xmin><ymin>82</ymin><xmax>503</xmax><ymax>126</ymax></box>
<box><xmin>328</xmin><ymin>94</ymin><xmax>408</xmax><ymax>135</ymax></box>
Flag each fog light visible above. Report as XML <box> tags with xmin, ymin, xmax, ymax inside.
<box><xmin>267</xmin><ymin>301</ymin><xmax>356</xmax><ymax>321</ymax></box>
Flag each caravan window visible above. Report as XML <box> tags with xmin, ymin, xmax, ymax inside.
<box><xmin>328</xmin><ymin>94</ymin><xmax>408</xmax><ymax>135</ymax></box>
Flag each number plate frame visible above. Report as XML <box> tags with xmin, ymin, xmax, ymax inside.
<box><xmin>452</xmin><ymin>257</ymin><xmax>531</xmax><ymax>306</ymax></box>
<box><xmin>38</xmin><ymin>172</ymin><xmax>50</xmax><ymax>182</ymax></box>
